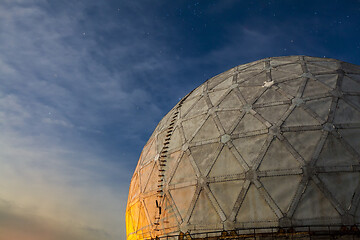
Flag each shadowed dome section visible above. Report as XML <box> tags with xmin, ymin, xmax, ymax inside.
<box><xmin>126</xmin><ymin>56</ymin><xmax>360</xmax><ymax>240</ymax></box>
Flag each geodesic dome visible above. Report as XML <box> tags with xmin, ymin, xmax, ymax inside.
<box><xmin>126</xmin><ymin>56</ymin><xmax>360</xmax><ymax>240</ymax></box>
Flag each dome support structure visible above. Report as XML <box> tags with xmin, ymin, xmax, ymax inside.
<box><xmin>126</xmin><ymin>56</ymin><xmax>360</xmax><ymax>240</ymax></box>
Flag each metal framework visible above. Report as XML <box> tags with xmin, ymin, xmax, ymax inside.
<box><xmin>126</xmin><ymin>56</ymin><xmax>360</xmax><ymax>240</ymax></box>
<box><xmin>149</xmin><ymin>225</ymin><xmax>360</xmax><ymax>240</ymax></box>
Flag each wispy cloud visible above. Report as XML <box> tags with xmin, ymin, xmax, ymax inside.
<box><xmin>1</xmin><ymin>1</ymin><xmax>358</xmax><ymax>239</ymax></box>
<box><xmin>0</xmin><ymin>1</ymin><xmax>173</xmax><ymax>239</ymax></box>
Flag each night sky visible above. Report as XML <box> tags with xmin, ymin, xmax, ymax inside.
<box><xmin>0</xmin><ymin>0</ymin><xmax>359</xmax><ymax>239</ymax></box>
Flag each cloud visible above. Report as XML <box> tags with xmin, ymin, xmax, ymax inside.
<box><xmin>0</xmin><ymin>1</ymin><xmax>343</xmax><ymax>239</ymax></box>
<box><xmin>0</xmin><ymin>198</ymin><xmax>111</xmax><ymax>240</ymax></box>
<box><xmin>0</xmin><ymin>125</ymin><xmax>128</xmax><ymax>238</ymax></box>
<box><xmin>0</xmin><ymin>1</ymin><xmax>169</xmax><ymax>239</ymax></box>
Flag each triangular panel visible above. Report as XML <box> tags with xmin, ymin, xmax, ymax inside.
<box><xmin>160</xmin><ymin>195</ymin><xmax>178</xmax><ymax>229</ymax></box>
<box><xmin>141</xmin><ymin>138</ymin><xmax>157</xmax><ymax>164</ymax></box>
<box><xmin>238</xmin><ymin>86</ymin><xmax>263</xmax><ymax>103</ymax></box>
<box><xmin>233</xmin><ymin>134</ymin><xmax>268</xmax><ymax>167</ymax></box>
<box><xmin>239</xmin><ymin>71</ymin><xmax>267</xmax><ymax>86</ymax></box>
<box><xmin>190</xmin><ymin>143</ymin><xmax>222</xmax><ymax>176</ymax></box>
<box><xmin>271</xmin><ymin>69</ymin><xmax>297</xmax><ymax>81</ymax></box>
<box><xmin>168</xmin><ymin>127</ymin><xmax>183</xmax><ymax>151</ymax></box>
<box><xmin>311</xmin><ymin>61</ymin><xmax>338</xmax><ymax>71</ymax></box>
<box><xmin>307</xmin><ymin>62</ymin><xmax>338</xmax><ymax>73</ymax></box>
<box><xmin>181</xmin><ymin>97</ymin><xmax>199</xmax><ymax>117</ymax></box>
<box><xmin>256</xmin><ymin>104</ymin><xmax>289</xmax><ymax>124</ymax></box>
<box><xmin>156</xmin><ymin>130</ymin><xmax>168</xmax><ymax>152</ymax></box>
<box><xmin>271</xmin><ymin>57</ymin><xmax>297</xmax><ymax>66</ymax></box>
<box><xmin>186</xmin><ymin>97</ymin><xmax>208</xmax><ymax>118</ymax></box>
<box><xmin>217</xmin><ymin>110</ymin><xmax>242</xmax><ymax>132</ymax></box>
<box><xmin>170</xmin><ymin>154</ymin><xmax>196</xmax><ymax>184</ymax></box>
<box><xmin>140</xmin><ymin>162</ymin><xmax>155</xmax><ymax>192</ymax></box>
<box><xmin>333</xmin><ymin>99</ymin><xmax>360</xmax><ymax>124</ymax></box>
<box><xmin>126</xmin><ymin>209</ymin><xmax>136</xmax><ymax>234</ymax></box>
<box><xmin>165</xmin><ymin>151</ymin><xmax>182</xmax><ymax>182</ymax></box>
<box><xmin>283</xmin><ymin>130</ymin><xmax>323</xmax><ymax>162</ymax></box>
<box><xmin>181</xmin><ymin>114</ymin><xmax>205</xmax><ymax>141</ymax></box>
<box><xmin>277</xmin><ymin>78</ymin><xmax>304</xmax><ymax>97</ymax></box>
<box><xmin>342</xmin><ymin>76</ymin><xmax>360</xmax><ymax>92</ymax></box>
<box><xmin>260</xmin><ymin>175</ymin><xmax>301</xmax><ymax>213</ymax></box>
<box><xmin>144</xmin><ymin>163</ymin><xmax>159</xmax><ymax>193</ymax></box>
<box><xmin>192</xmin><ymin>117</ymin><xmax>220</xmax><ymax>142</ymax></box>
<box><xmin>130</xmin><ymin>201</ymin><xmax>141</xmax><ymax>231</ymax></box>
<box><xmin>170</xmin><ymin>186</ymin><xmax>196</xmax><ymax>220</ymax></box>
<box><xmin>143</xmin><ymin>195</ymin><xmax>158</xmax><ymax>224</ymax></box>
<box><xmin>208</xmin><ymin>89</ymin><xmax>228</xmax><ymax>106</ymax></box>
<box><xmin>213</xmin><ymin>76</ymin><xmax>233</xmax><ymax>90</ymax></box>
<box><xmin>209</xmin><ymin>146</ymin><xmax>245</xmax><ymax>177</ymax></box>
<box><xmin>302</xmin><ymin>79</ymin><xmax>331</xmax><ymax>97</ymax></box>
<box><xmin>218</xmin><ymin>91</ymin><xmax>242</xmax><ymax>109</ymax></box>
<box><xmin>348</xmin><ymin>73</ymin><xmax>360</xmax><ymax>82</ymax></box>
<box><xmin>316</xmin><ymin>134</ymin><xmax>356</xmax><ymax>166</ymax></box>
<box><xmin>346</xmin><ymin>95</ymin><xmax>360</xmax><ymax>109</ymax></box>
<box><xmin>189</xmin><ymin>189</ymin><xmax>221</xmax><ymax>224</ymax></box>
<box><xmin>209</xmin><ymin>180</ymin><xmax>244</xmax><ymax>217</ymax></box>
<box><xmin>319</xmin><ymin>172</ymin><xmax>360</xmax><ymax>210</ymax></box>
<box><xmin>138</xmin><ymin>203</ymin><xmax>150</xmax><ymax>230</ymax></box>
<box><xmin>255</xmin><ymin>88</ymin><xmax>289</xmax><ymax>104</ymax></box>
<box><xmin>208</xmin><ymin>72</ymin><xmax>233</xmax><ymax>90</ymax></box>
<box><xmin>189</xmin><ymin>85</ymin><xmax>204</xmax><ymax>98</ymax></box>
<box><xmin>316</xmin><ymin>74</ymin><xmax>338</xmax><ymax>89</ymax></box>
<box><xmin>259</xmin><ymin>138</ymin><xmax>300</xmax><ymax>171</ymax></box>
<box><xmin>236</xmin><ymin>184</ymin><xmax>277</xmax><ymax>222</ymax></box>
<box><xmin>233</xmin><ymin>113</ymin><xmax>267</xmax><ymax>134</ymax></box>
<box><xmin>338</xmin><ymin>128</ymin><xmax>360</xmax><ymax>155</ymax></box>
<box><xmin>272</xmin><ymin>65</ymin><xmax>302</xmax><ymax>81</ymax></box>
<box><xmin>129</xmin><ymin>174</ymin><xmax>141</xmax><ymax>202</ymax></box>
<box><xmin>283</xmin><ymin>107</ymin><xmax>320</xmax><ymax>127</ymax></box>
<box><xmin>305</xmin><ymin>97</ymin><xmax>332</xmax><ymax>121</ymax></box>
<box><xmin>237</xmin><ymin>69</ymin><xmax>261</xmax><ymax>83</ymax></box>
<box><xmin>293</xmin><ymin>181</ymin><xmax>340</xmax><ymax>219</ymax></box>
<box><xmin>276</xmin><ymin>63</ymin><xmax>303</xmax><ymax>74</ymax></box>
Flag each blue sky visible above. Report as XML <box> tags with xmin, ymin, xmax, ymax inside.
<box><xmin>0</xmin><ymin>0</ymin><xmax>359</xmax><ymax>239</ymax></box>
